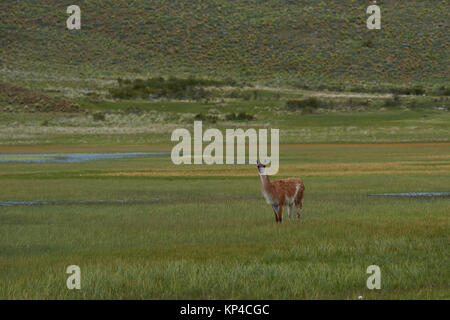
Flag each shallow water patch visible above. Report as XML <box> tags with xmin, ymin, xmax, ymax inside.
<box><xmin>0</xmin><ymin>152</ymin><xmax>168</xmax><ymax>163</ymax></box>
<box><xmin>0</xmin><ymin>199</ymin><xmax>162</xmax><ymax>207</ymax></box>
<box><xmin>368</xmin><ymin>192</ymin><xmax>450</xmax><ymax>198</ymax></box>
<box><xmin>0</xmin><ymin>195</ymin><xmax>261</xmax><ymax>207</ymax></box>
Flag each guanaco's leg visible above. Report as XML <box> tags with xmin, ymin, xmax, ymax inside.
<box><xmin>296</xmin><ymin>188</ymin><xmax>304</xmax><ymax>221</ymax></box>
<box><xmin>288</xmin><ymin>204</ymin><xmax>293</xmax><ymax>221</ymax></box>
<box><xmin>271</xmin><ymin>205</ymin><xmax>279</xmax><ymax>223</ymax></box>
<box><xmin>272</xmin><ymin>203</ymin><xmax>283</xmax><ymax>223</ymax></box>
<box><xmin>277</xmin><ymin>202</ymin><xmax>284</xmax><ymax>223</ymax></box>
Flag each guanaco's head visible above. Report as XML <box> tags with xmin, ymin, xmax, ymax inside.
<box><xmin>257</xmin><ymin>160</ymin><xmax>266</xmax><ymax>175</ymax></box>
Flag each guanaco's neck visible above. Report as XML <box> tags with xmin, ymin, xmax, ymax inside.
<box><xmin>259</xmin><ymin>173</ymin><xmax>272</xmax><ymax>191</ymax></box>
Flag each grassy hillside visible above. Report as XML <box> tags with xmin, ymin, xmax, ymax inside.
<box><xmin>1</xmin><ymin>1</ymin><xmax>448</xmax><ymax>89</ymax></box>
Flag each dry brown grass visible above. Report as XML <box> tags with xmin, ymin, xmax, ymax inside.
<box><xmin>91</xmin><ymin>160</ymin><xmax>449</xmax><ymax>177</ymax></box>
<box><xmin>280</xmin><ymin>142</ymin><xmax>450</xmax><ymax>149</ymax></box>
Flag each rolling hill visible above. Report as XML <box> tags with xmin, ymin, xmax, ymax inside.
<box><xmin>0</xmin><ymin>0</ymin><xmax>448</xmax><ymax>89</ymax></box>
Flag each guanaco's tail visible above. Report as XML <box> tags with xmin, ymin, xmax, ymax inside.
<box><xmin>300</xmin><ymin>179</ymin><xmax>305</xmax><ymax>191</ymax></box>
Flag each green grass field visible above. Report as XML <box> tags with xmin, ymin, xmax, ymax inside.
<box><xmin>0</xmin><ymin>142</ymin><xmax>448</xmax><ymax>299</ymax></box>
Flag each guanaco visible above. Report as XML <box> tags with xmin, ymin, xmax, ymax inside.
<box><xmin>257</xmin><ymin>160</ymin><xmax>305</xmax><ymax>223</ymax></box>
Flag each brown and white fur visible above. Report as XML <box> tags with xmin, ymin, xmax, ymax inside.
<box><xmin>257</xmin><ymin>160</ymin><xmax>305</xmax><ymax>223</ymax></box>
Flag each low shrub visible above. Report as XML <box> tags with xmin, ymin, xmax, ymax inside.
<box><xmin>390</xmin><ymin>86</ymin><xmax>425</xmax><ymax>96</ymax></box>
<box><xmin>383</xmin><ymin>95</ymin><xmax>401</xmax><ymax>107</ymax></box>
<box><xmin>93</xmin><ymin>112</ymin><xmax>106</xmax><ymax>121</ymax></box>
<box><xmin>285</xmin><ymin>98</ymin><xmax>321</xmax><ymax>111</ymax></box>
<box><xmin>194</xmin><ymin>113</ymin><xmax>218</xmax><ymax>123</ymax></box>
<box><xmin>110</xmin><ymin>76</ymin><xmax>237</xmax><ymax>100</ymax></box>
<box><xmin>226</xmin><ymin>112</ymin><xmax>254</xmax><ymax>121</ymax></box>
<box><xmin>433</xmin><ymin>86</ymin><xmax>450</xmax><ymax>96</ymax></box>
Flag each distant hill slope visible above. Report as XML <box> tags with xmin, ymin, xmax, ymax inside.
<box><xmin>0</xmin><ymin>1</ymin><xmax>448</xmax><ymax>87</ymax></box>
<box><xmin>0</xmin><ymin>83</ymin><xmax>81</xmax><ymax>112</ymax></box>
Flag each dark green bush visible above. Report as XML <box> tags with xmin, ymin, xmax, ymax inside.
<box><xmin>433</xmin><ymin>86</ymin><xmax>450</xmax><ymax>96</ymax></box>
<box><xmin>93</xmin><ymin>112</ymin><xmax>106</xmax><ymax>121</ymax></box>
<box><xmin>285</xmin><ymin>98</ymin><xmax>321</xmax><ymax>111</ymax></box>
<box><xmin>109</xmin><ymin>87</ymin><xmax>134</xmax><ymax>99</ymax></box>
<box><xmin>110</xmin><ymin>77</ymin><xmax>237</xmax><ymax>100</ymax></box>
<box><xmin>383</xmin><ymin>95</ymin><xmax>401</xmax><ymax>107</ymax></box>
<box><xmin>390</xmin><ymin>86</ymin><xmax>425</xmax><ymax>95</ymax></box>
<box><xmin>226</xmin><ymin>112</ymin><xmax>254</xmax><ymax>121</ymax></box>
<box><xmin>194</xmin><ymin>113</ymin><xmax>218</xmax><ymax>123</ymax></box>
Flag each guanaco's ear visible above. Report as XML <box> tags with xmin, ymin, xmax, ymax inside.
<box><xmin>256</xmin><ymin>159</ymin><xmax>260</xmax><ymax>165</ymax></box>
